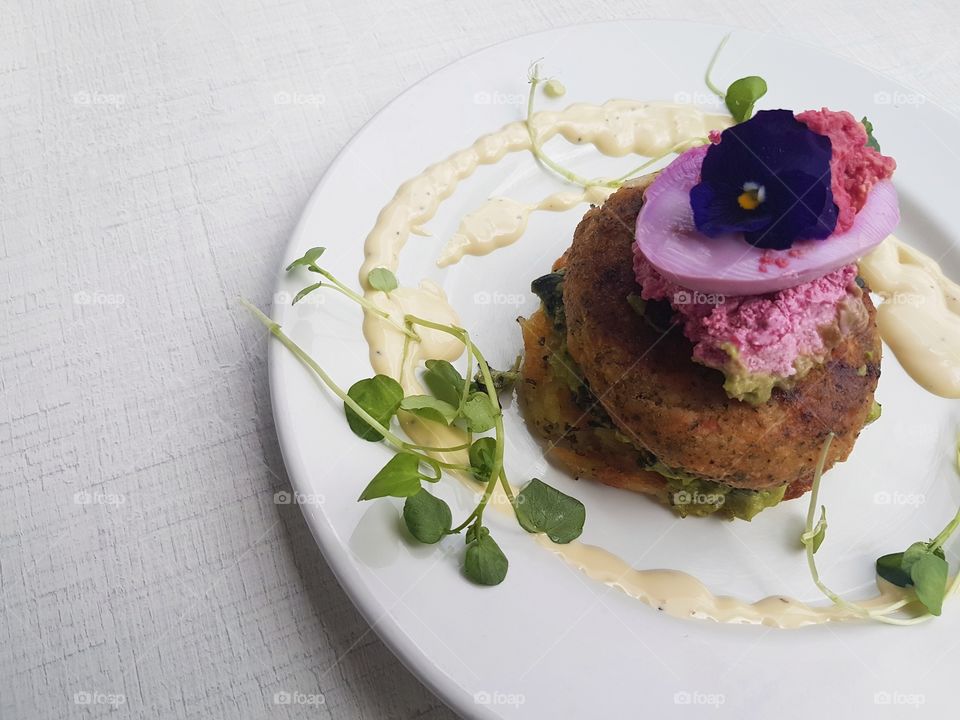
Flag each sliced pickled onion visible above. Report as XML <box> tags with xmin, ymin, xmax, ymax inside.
<box><xmin>634</xmin><ymin>145</ymin><xmax>900</xmax><ymax>295</ymax></box>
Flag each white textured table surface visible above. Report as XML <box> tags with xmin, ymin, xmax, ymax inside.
<box><xmin>2</xmin><ymin>1</ymin><xmax>958</xmax><ymax>718</ymax></box>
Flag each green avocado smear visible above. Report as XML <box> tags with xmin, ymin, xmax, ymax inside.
<box><xmin>529</xmin><ymin>272</ymin><xmax>789</xmax><ymax>521</ymax></box>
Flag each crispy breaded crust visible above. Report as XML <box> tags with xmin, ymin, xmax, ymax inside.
<box><xmin>560</xmin><ymin>183</ymin><xmax>881</xmax><ymax>493</ymax></box>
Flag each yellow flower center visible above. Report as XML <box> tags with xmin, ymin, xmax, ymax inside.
<box><xmin>737</xmin><ymin>182</ymin><xmax>765</xmax><ymax>211</ymax></box>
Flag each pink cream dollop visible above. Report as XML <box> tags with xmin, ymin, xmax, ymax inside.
<box><xmin>796</xmin><ymin>108</ymin><xmax>896</xmax><ymax>233</ymax></box>
<box><xmin>633</xmin><ymin>252</ymin><xmax>861</xmax><ymax>377</ymax></box>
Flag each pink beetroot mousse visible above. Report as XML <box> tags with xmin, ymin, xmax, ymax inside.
<box><xmin>631</xmin><ymin>109</ymin><xmax>891</xmax><ymax>396</ymax></box>
<box><xmin>633</xmin><ymin>252</ymin><xmax>863</xmax><ymax>379</ymax></box>
<box><xmin>796</xmin><ymin>109</ymin><xmax>896</xmax><ymax>233</ymax></box>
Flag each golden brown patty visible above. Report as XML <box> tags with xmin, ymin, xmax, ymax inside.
<box><xmin>555</xmin><ymin>182</ymin><xmax>881</xmax><ymax>495</ymax></box>
<box><xmin>518</xmin><ymin>305</ymin><xmax>679</xmax><ymax>502</ymax></box>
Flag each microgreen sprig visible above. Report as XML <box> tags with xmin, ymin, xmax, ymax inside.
<box><xmin>524</xmin><ymin>62</ymin><xmax>703</xmax><ymax>191</ymax></box>
<box><xmin>705</xmin><ymin>34</ymin><xmax>768</xmax><ymax>123</ymax></box>
<box><xmin>247</xmin><ymin>248</ymin><xmax>587</xmax><ymax>586</ymax></box>
<box><xmin>285</xmin><ymin>248</ymin><xmax>418</xmax><ymax>340</ymax></box>
<box><xmin>525</xmin><ymin>61</ymin><xmax>605</xmax><ymax>189</ymax></box>
<box><xmin>801</xmin><ymin>433</ymin><xmax>960</xmax><ymax>623</ymax></box>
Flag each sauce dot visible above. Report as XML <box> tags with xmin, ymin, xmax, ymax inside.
<box><xmin>543</xmin><ymin>79</ymin><xmax>566</xmax><ymax>98</ymax></box>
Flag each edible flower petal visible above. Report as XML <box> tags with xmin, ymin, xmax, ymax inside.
<box><xmin>690</xmin><ymin>109</ymin><xmax>838</xmax><ymax>250</ymax></box>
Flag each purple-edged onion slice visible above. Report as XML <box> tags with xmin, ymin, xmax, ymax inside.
<box><xmin>634</xmin><ymin>145</ymin><xmax>900</xmax><ymax>295</ymax></box>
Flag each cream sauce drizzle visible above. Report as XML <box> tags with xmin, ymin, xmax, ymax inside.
<box><xmin>437</xmin><ymin>187</ymin><xmax>613</xmax><ymax>266</ymax></box>
<box><xmin>859</xmin><ymin>235</ymin><xmax>960</xmax><ymax>398</ymax></box>
<box><xmin>535</xmin><ymin>538</ymin><xmax>924</xmax><ymax>628</ymax></box>
<box><xmin>354</xmin><ymin>99</ymin><xmax>957</xmax><ymax>626</ymax></box>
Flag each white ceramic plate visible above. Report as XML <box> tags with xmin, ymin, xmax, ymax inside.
<box><xmin>269</xmin><ymin>20</ymin><xmax>960</xmax><ymax>719</ymax></box>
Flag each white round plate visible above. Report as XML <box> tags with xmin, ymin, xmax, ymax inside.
<box><xmin>269</xmin><ymin>20</ymin><xmax>960</xmax><ymax>719</ymax></box>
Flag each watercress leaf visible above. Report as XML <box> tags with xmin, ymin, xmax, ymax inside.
<box><xmin>399</xmin><ymin>395</ymin><xmax>458</xmax><ymax>425</ymax></box>
<box><xmin>344</xmin><ymin>375</ymin><xmax>404</xmax><ymax>441</ymax></box>
<box><xmin>468</xmin><ymin>437</ymin><xmax>497</xmax><ymax>483</ymax></box>
<box><xmin>861</xmin><ymin>116</ymin><xmax>881</xmax><ymax>152</ymax></box>
<box><xmin>464</xmin><ymin>529</ymin><xmax>508</xmax><ymax>585</ymax></box>
<box><xmin>910</xmin><ymin>552</ymin><xmax>949</xmax><ymax>616</ymax></box>
<box><xmin>285</xmin><ymin>246</ymin><xmax>325</xmax><ymax>271</ymax></box>
<box><xmin>423</xmin><ymin>359</ymin><xmax>465</xmax><ymax>407</ymax></box>
<box><xmin>461</xmin><ymin>393</ymin><xmax>498</xmax><ymax>432</ymax></box>
<box><xmin>465</xmin><ymin>523</ymin><xmax>489</xmax><ymax>545</ymax></box>
<box><xmin>876</xmin><ymin>544</ymin><xmax>946</xmax><ymax>588</ymax></box>
<box><xmin>876</xmin><ymin>552</ymin><xmax>913</xmax><ymax>587</ymax></box>
<box><xmin>900</xmin><ymin>541</ymin><xmax>941</xmax><ymax>572</ymax></box>
<box><xmin>292</xmin><ymin>282</ymin><xmax>323</xmax><ymax>305</ymax></box>
<box><xmin>358</xmin><ymin>452</ymin><xmax>422</xmax><ymax>500</ymax></box>
<box><xmin>367</xmin><ymin>267</ymin><xmax>398</xmax><ymax>294</ymax></box>
<box><xmin>403</xmin><ymin>489</ymin><xmax>452</xmax><ymax>543</ymax></box>
<box><xmin>514</xmin><ymin>478</ymin><xmax>586</xmax><ymax>544</ymax></box>
<box><xmin>725</xmin><ymin>76</ymin><xmax>767</xmax><ymax>123</ymax></box>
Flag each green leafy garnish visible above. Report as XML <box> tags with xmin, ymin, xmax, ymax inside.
<box><xmin>245</xmin><ymin>255</ymin><xmax>589</xmax><ymax>590</ymax></box>
<box><xmin>515</xmin><ymin>479</ymin><xmax>585</xmax><ymax>543</ymax></box>
<box><xmin>284</xmin><ymin>247</ymin><xmax>419</xmax><ymax>338</ymax></box>
<box><xmin>704</xmin><ymin>34</ymin><xmax>767</xmax><ymax>123</ymax></box>
<box><xmin>399</xmin><ymin>395</ymin><xmax>458</xmax><ymax>425</ymax></box>
<box><xmin>877</xmin><ymin>543</ymin><xmax>946</xmax><ymax>587</ymax></box>
<box><xmin>285</xmin><ymin>246</ymin><xmax>325</xmax><ymax>271</ymax></box>
<box><xmin>403</xmin><ymin>489</ymin><xmax>452</xmax><ymax>543</ymax></box>
<box><xmin>344</xmin><ymin>375</ymin><xmax>404</xmax><ymax>441</ymax></box>
<box><xmin>422</xmin><ymin>359</ymin><xmax>465</xmax><ymax>408</ymax></box>
<box><xmin>367</xmin><ymin>267</ymin><xmax>398</xmax><ymax>294</ymax></box>
<box><xmin>292</xmin><ymin>282</ymin><xmax>323</xmax><ymax>305</ymax></box>
<box><xmin>724</xmin><ymin>76</ymin><xmax>767</xmax><ymax>123</ymax></box>
<box><xmin>801</xmin><ymin>433</ymin><xmax>960</xmax><ymax>623</ymax></box>
<box><xmin>876</xmin><ymin>551</ymin><xmax>914</xmax><ymax>587</ymax></box>
<box><xmin>861</xmin><ymin>116</ymin><xmax>881</xmax><ymax>152</ymax></box>
<box><xmin>359</xmin><ymin>452</ymin><xmax>427</xmax><ymax>500</ymax></box>
<box><xmin>875</xmin><ymin>542</ymin><xmax>951</xmax><ymax>616</ymax></box>
<box><xmin>461</xmin><ymin>393</ymin><xmax>497</xmax><ymax>432</ymax></box>
<box><xmin>910</xmin><ymin>552</ymin><xmax>949</xmax><ymax>615</ymax></box>
<box><xmin>468</xmin><ymin>437</ymin><xmax>497</xmax><ymax>483</ymax></box>
<box><xmin>464</xmin><ymin>526</ymin><xmax>509</xmax><ymax>586</ymax></box>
